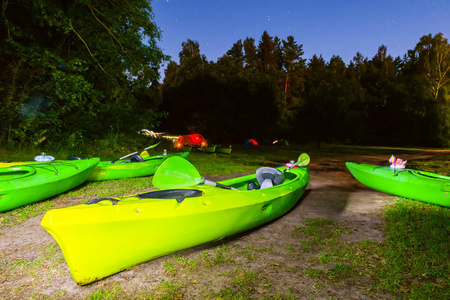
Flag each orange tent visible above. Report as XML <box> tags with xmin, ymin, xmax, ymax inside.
<box><xmin>174</xmin><ymin>134</ymin><xmax>207</xmax><ymax>148</ymax></box>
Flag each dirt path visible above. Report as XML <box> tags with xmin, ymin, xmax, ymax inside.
<box><xmin>0</xmin><ymin>151</ymin><xmax>445</xmax><ymax>299</ymax></box>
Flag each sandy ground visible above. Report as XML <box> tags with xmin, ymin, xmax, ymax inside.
<box><xmin>0</xmin><ymin>150</ymin><xmax>446</xmax><ymax>299</ymax></box>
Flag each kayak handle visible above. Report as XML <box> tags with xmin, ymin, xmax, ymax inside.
<box><xmin>85</xmin><ymin>197</ymin><xmax>120</xmax><ymax>205</ymax></box>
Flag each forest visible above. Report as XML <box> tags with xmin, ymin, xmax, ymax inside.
<box><xmin>1</xmin><ymin>0</ymin><xmax>449</xmax><ymax>149</ymax></box>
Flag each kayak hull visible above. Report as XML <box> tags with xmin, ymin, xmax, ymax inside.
<box><xmin>216</xmin><ymin>146</ymin><xmax>232</xmax><ymax>154</ymax></box>
<box><xmin>346</xmin><ymin>162</ymin><xmax>450</xmax><ymax>207</ymax></box>
<box><xmin>0</xmin><ymin>158</ymin><xmax>100</xmax><ymax>212</ymax></box>
<box><xmin>41</xmin><ymin>166</ymin><xmax>310</xmax><ymax>285</ymax></box>
<box><xmin>87</xmin><ymin>152</ymin><xmax>189</xmax><ymax>181</ymax></box>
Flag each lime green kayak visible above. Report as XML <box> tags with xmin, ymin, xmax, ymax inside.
<box><xmin>346</xmin><ymin>162</ymin><xmax>450</xmax><ymax>207</ymax></box>
<box><xmin>87</xmin><ymin>152</ymin><xmax>189</xmax><ymax>181</ymax></box>
<box><xmin>216</xmin><ymin>145</ymin><xmax>232</xmax><ymax>154</ymax></box>
<box><xmin>41</xmin><ymin>161</ymin><xmax>310</xmax><ymax>285</ymax></box>
<box><xmin>204</xmin><ymin>145</ymin><xmax>216</xmax><ymax>153</ymax></box>
<box><xmin>0</xmin><ymin>158</ymin><xmax>100</xmax><ymax>212</ymax></box>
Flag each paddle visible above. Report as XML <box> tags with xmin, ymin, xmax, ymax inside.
<box><xmin>152</xmin><ymin>156</ymin><xmax>239</xmax><ymax>190</ymax></box>
<box><xmin>297</xmin><ymin>153</ymin><xmax>310</xmax><ymax>166</ymax></box>
<box><xmin>110</xmin><ymin>142</ymin><xmax>161</xmax><ymax>163</ymax></box>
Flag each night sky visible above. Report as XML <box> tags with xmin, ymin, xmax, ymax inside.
<box><xmin>152</xmin><ymin>0</ymin><xmax>449</xmax><ymax>67</ymax></box>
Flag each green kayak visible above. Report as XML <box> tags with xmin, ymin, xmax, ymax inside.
<box><xmin>346</xmin><ymin>162</ymin><xmax>450</xmax><ymax>207</ymax></box>
<box><xmin>203</xmin><ymin>145</ymin><xmax>216</xmax><ymax>153</ymax></box>
<box><xmin>216</xmin><ymin>145</ymin><xmax>232</xmax><ymax>154</ymax></box>
<box><xmin>0</xmin><ymin>158</ymin><xmax>100</xmax><ymax>212</ymax></box>
<box><xmin>41</xmin><ymin>156</ymin><xmax>310</xmax><ymax>285</ymax></box>
<box><xmin>87</xmin><ymin>152</ymin><xmax>189</xmax><ymax>181</ymax></box>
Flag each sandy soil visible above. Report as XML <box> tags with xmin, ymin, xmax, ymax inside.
<box><xmin>0</xmin><ymin>150</ymin><xmax>446</xmax><ymax>299</ymax></box>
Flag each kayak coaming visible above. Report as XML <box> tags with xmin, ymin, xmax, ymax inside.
<box><xmin>0</xmin><ymin>165</ymin><xmax>37</xmax><ymax>181</ymax></box>
<box><xmin>41</xmin><ymin>165</ymin><xmax>310</xmax><ymax>285</ymax></box>
<box><xmin>346</xmin><ymin>162</ymin><xmax>450</xmax><ymax>207</ymax></box>
<box><xmin>87</xmin><ymin>152</ymin><xmax>189</xmax><ymax>181</ymax></box>
<box><xmin>0</xmin><ymin>158</ymin><xmax>100</xmax><ymax>212</ymax></box>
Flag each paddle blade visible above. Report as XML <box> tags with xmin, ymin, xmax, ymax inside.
<box><xmin>296</xmin><ymin>153</ymin><xmax>310</xmax><ymax>166</ymax></box>
<box><xmin>153</xmin><ymin>156</ymin><xmax>203</xmax><ymax>189</ymax></box>
<box><xmin>147</xmin><ymin>141</ymin><xmax>161</xmax><ymax>150</ymax></box>
<box><xmin>140</xmin><ymin>151</ymin><xmax>150</xmax><ymax>158</ymax></box>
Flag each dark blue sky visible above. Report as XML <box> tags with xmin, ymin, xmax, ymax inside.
<box><xmin>152</xmin><ymin>0</ymin><xmax>449</xmax><ymax>65</ymax></box>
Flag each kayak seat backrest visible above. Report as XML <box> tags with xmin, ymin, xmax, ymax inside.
<box><xmin>256</xmin><ymin>167</ymin><xmax>285</xmax><ymax>189</ymax></box>
<box><xmin>130</xmin><ymin>155</ymin><xmax>145</xmax><ymax>162</ymax></box>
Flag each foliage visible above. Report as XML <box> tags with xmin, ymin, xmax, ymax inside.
<box><xmin>0</xmin><ymin>0</ymin><xmax>169</xmax><ymax>146</ymax></box>
<box><xmin>162</xmin><ymin>32</ymin><xmax>450</xmax><ymax>147</ymax></box>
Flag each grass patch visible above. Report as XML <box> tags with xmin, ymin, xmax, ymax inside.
<box><xmin>85</xmin><ymin>283</ymin><xmax>123</xmax><ymax>300</ymax></box>
<box><xmin>0</xmin><ymin>200</ymin><xmax>56</xmax><ymax>228</ymax></box>
<box><xmin>295</xmin><ymin>207</ymin><xmax>449</xmax><ymax>299</ymax></box>
<box><xmin>146</xmin><ymin>281</ymin><xmax>186</xmax><ymax>300</ymax></box>
<box><xmin>373</xmin><ymin>199</ymin><xmax>450</xmax><ymax>298</ymax></box>
<box><xmin>216</xmin><ymin>270</ymin><xmax>263</xmax><ymax>299</ymax></box>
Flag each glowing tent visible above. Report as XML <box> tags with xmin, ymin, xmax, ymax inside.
<box><xmin>174</xmin><ymin>134</ymin><xmax>208</xmax><ymax>148</ymax></box>
<box><xmin>245</xmin><ymin>139</ymin><xmax>258</xmax><ymax>146</ymax></box>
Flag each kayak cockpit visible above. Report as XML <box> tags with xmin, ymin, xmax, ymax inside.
<box><xmin>0</xmin><ymin>166</ymin><xmax>36</xmax><ymax>182</ymax></box>
<box><xmin>410</xmin><ymin>170</ymin><xmax>450</xmax><ymax>180</ymax></box>
<box><xmin>225</xmin><ymin>168</ymin><xmax>299</xmax><ymax>191</ymax></box>
<box><xmin>85</xmin><ymin>189</ymin><xmax>204</xmax><ymax>205</ymax></box>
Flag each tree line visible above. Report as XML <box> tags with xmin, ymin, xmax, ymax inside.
<box><xmin>0</xmin><ymin>1</ymin><xmax>449</xmax><ymax>149</ymax></box>
<box><xmin>162</xmin><ymin>32</ymin><xmax>450</xmax><ymax>148</ymax></box>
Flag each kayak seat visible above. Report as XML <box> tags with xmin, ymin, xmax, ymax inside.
<box><xmin>256</xmin><ymin>167</ymin><xmax>285</xmax><ymax>189</ymax></box>
<box><xmin>137</xmin><ymin>189</ymin><xmax>203</xmax><ymax>203</ymax></box>
<box><xmin>130</xmin><ymin>155</ymin><xmax>145</xmax><ymax>162</ymax></box>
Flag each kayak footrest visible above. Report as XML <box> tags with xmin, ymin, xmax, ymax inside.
<box><xmin>137</xmin><ymin>189</ymin><xmax>203</xmax><ymax>203</ymax></box>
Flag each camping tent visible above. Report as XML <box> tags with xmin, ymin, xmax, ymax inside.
<box><xmin>245</xmin><ymin>139</ymin><xmax>258</xmax><ymax>146</ymax></box>
<box><xmin>174</xmin><ymin>134</ymin><xmax>207</xmax><ymax>148</ymax></box>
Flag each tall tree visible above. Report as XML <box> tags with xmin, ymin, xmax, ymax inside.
<box><xmin>243</xmin><ymin>37</ymin><xmax>257</xmax><ymax>69</ymax></box>
<box><xmin>257</xmin><ymin>31</ymin><xmax>280</xmax><ymax>71</ymax></box>
<box><xmin>179</xmin><ymin>39</ymin><xmax>206</xmax><ymax>64</ymax></box>
<box><xmin>0</xmin><ymin>0</ymin><xmax>168</xmax><ymax>144</ymax></box>
<box><xmin>226</xmin><ymin>39</ymin><xmax>244</xmax><ymax>67</ymax></box>
<box><xmin>278</xmin><ymin>36</ymin><xmax>306</xmax><ymax>132</ymax></box>
<box><xmin>401</xmin><ymin>33</ymin><xmax>450</xmax><ymax>144</ymax></box>
<box><xmin>413</xmin><ymin>33</ymin><xmax>450</xmax><ymax>101</ymax></box>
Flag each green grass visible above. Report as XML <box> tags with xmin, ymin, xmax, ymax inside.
<box><xmin>292</xmin><ymin>210</ymin><xmax>449</xmax><ymax>299</ymax></box>
<box><xmin>375</xmin><ymin>199</ymin><xmax>450</xmax><ymax>298</ymax></box>
<box><xmin>1</xmin><ymin>143</ymin><xmax>450</xmax><ymax>299</ymax></box>
<box><xmin>0</xmin><ymin>200</ymin><xmax>56</xmax><ymax>227</ymax></box>
<box><xmin>85</xmin><ymin>284</ymin><xmax>123</xmax><ymax>300</ymax></box>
